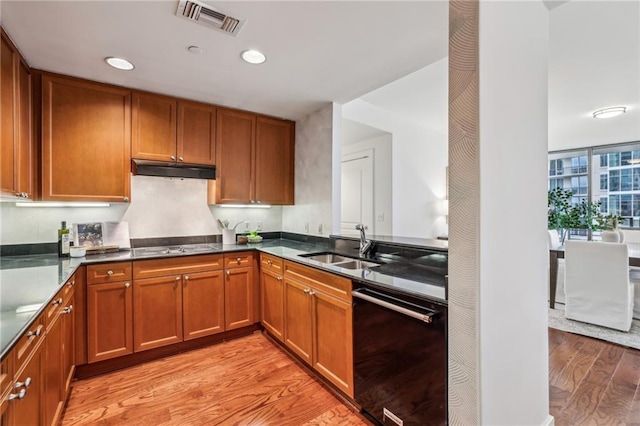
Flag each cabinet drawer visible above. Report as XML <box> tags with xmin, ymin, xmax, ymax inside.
<box><xmin>283</xmin><ymin>261</ymin><xmax>351</xmax><ymax>302</ymax></box>
<box><xmin>0</xmin><ymin>355</ymin><xmax>11</xmax><ymax>400</ymax></box>
<box><xmin>260</xmin><ymin>253</ymin><xmax>283</xmax><ymax>274</ymax></box>
<box><xmin>13</xmin><ymin>315</ymin><xmax>44</xmax><ymax>375</ymax></box>
<box><xmin>224</xmin><ymin>252</ymin><xmax>254</xmax><ymax>269</ymax></box>
<box><xmin>87</xmin><ymin>262</ymin><xmax>132</xmax><ymax>284</ymax></box>
<box><xmin>133</xmin><ymin>254</ymin><xmax>223</xmax><ymax>279</ymax></box>
<box><xmin>44</xmin><ymin>288</ymin><xmax>65</xmax><ymax>328</ymax></box>
<box><xmin>60</xmin><ymin>272</ymin><xmax>76</xmax><ymax>302</ymax></box>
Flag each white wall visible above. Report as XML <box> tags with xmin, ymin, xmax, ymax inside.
<box><xmin>342</xmin><ymin>133</ymin><xmax>393</xmax><ymax>236</ymax></box>
<box><xmin>478</xmin><ymin>1</ymin><xmax>551</xmax><ymax>425</ymax></box>
<box><xmin>342</xmin><ymin>99</ymin><xmax>448</xmax><ymax>238</ymax></box>
<box><xmin>282</xmin><ymin>103</ymin><xmax>335</xmax><ymax>237</ymax></box>
<box><xmin>0</xmin><ymin>175</ymin><xmax>282</xmax><ymax>244</ymax></box>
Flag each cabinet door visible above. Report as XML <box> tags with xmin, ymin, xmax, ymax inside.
<box><xmin>87</xmin><ymin>281</ymin><xmax>133</xmax><ymax>363</ymax></box>
<box><xmin>61</xmin><ymin>295</ymin><xmax>75</xmax><ymax>395</ymax></box>
<box><xmin>1</xmin><ymin>33</ymin><xmax>16</xmax><ymax>197</ymax></box>
<box><xmin>11</xmin><ymin>344</ymin><xmax>43</xmax><ymax>426</ymax></box>
<box><xmin>42</xmin><ymin>75</ymin><xmax>131</xmax><ymax>202</ymax></box>
<box><xmin>224</xmin><ymin>266</ymin><xmax>255</xmax><ymax>330</ymax></box>
<box><xmin>183</xmin><ymin>270</ymin><xmax>224</xmax><ymax>340</ymax></box>
<box><xmin>215</xmin><ymin>108</ymin><xmax>255</xmax><ymax>204</ymax></box>
<box><xmin>177</xmin><ymin>101</ymin><xmax>216</xmax><ymax>165</ymax></box>
<box><xmin>44</xmin><ymin>311</ymin><xmax>63</xmax><ymax>426</ymax></box>
<box><xmin>132</xmin><ymin>92</ymin><xmax>177</xmax><ymax>161</ymax></box>
<box><xmin>17</xmin><ymin>58</ymin><xmax>33</xmax><ymax>199</ymax></box>
<box><xmin>134</xmin><ymin>275</ymin><xmax>183</xmax><ymax>352</ymax></box>
<box><xmin>255</xmin><ymin>117</ymin><xmax>294</xmax><ymax>205</ymax></box>
<box><xmin>312</xmin><ymin>290</ymin><xmax>354</xmax><ymax>398</ymax></box>
<box><xmin>283</xmin><ymin>277</ymin><xmax>313</xmax><ymax>364</ymax></box>
<box><xmin>261</xmin><ymin>268</ymin><xmax>284</xmax><ymax>341</ymax></box>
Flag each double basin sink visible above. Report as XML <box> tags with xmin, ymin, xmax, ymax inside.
<box><xmin>298</xmin><ymin>252</ymin><xmax>381</xmax><ymax>270</ymax></box>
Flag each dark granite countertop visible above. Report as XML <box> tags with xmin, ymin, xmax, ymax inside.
<box><xmin>0</xmin><ymin>238</ymin><xmax>446</xmax><ymax>359</ymax></box>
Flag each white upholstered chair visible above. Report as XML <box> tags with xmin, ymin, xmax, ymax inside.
<box><xmin>547</xmin><ymin>230</ymin><xmax>566</xmax><ymax>304</ymax></box>
<box><xmin>564</xmin><ymin>241</ymin><xmax>634</xmax><ymax>332</ymax></box>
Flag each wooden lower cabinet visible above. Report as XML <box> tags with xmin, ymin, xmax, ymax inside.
<box><xmin>282</xmin><ymin>261</ymin><xmax>354</xmax><ymax>398</ymax></box>
<box><xmin>10</xmin><ymin>342</ymin><xmax>44</xmax><ymax>425</ymax></box>
<box><xmin>44</xmin><ymin>308</ymin><xmax>64</xmax><ymax>426</ymax></box>
<box><xmin>224</xmin><ymin>266</ymin><xmax>255</xmax><ymax>331</ymax></box>
<box><xmin>261</xmin><ymin>267</ymin><xmax>285</xmax><ymax>341</ymax></box>
<box><xmin>133</xmin><ymin>275</ymin><xmax>183</xmax><ymax>352</ymax></box>
<box><xmin>182</xmin><ymin>270</ymin><xmax>225</xmax><ymax>340</ymax></box>
<box><xmin>87</xmin><ymin>281</ymin><xmax>133</xmax><ymax>362</ymax></box>
<box><xmin>61</xmin><ymin>295</ymin><xmax>75</xmax><ymax>396</ymax></box>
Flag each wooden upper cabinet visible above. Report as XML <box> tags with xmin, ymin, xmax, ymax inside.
<box><xmin>177</xmin><ymin>101</ymin><xmax>216</xmax><ymax>165</ymax></box>
<box><xmin>1</xmin><ymin>29</ymin><xmax>33</xmax><ymax>199</ymax></box>
<box><xmin>209</xmin><ymin>109</ymin><xmax>295</xmax><ymax>205</ymax></box>
<box><xmin>132</xmin><ymin>92</ymin><xmax>177</xmax><ymax>162</ymax></box>
<box><xmin>41</xmin><ymin>74</ymin><xmax>131</xmax><ymax>202</ymax></box>
<box><xmin>213</xmin><ymin>108</ymin><xmax>256</xmax><ymax>204</ymax></box>
<box><xmin>255</xmin><ymin>116</ymin><xmax>294</xmax><ymax>205</ymax></box>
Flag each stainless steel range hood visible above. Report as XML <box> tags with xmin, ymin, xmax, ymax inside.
<box><xmin>131</xmin><ymin>159</ymin><xmax>216</xmax><ymax>180</ymax></box>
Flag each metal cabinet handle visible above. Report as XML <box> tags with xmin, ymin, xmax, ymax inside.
<box><xmin>171</xmin><ymin>155</ymin><xmax>176</xmax><ymax>160</ymax></box>
<box><xmin>309</xmin><ymin>290</ymin><xmax>315</xmax><ymax>296</ymax></box>
<box><xmin>184</xmin><ymin>275</ymin><xmax>189</xmax><ymax>281</ymax></box>
<box><xmin>27</xmin><ymin>328</ymin><xmax>41</xmax><ymax>338</ymax></box>
<box><xmin>52</xmin><ymin>298</ymin><xmax>63</xmax><ymax>306</ymax></box>
<box><xmin>63</xmin><ymin>305</ymin><xmax>74</xmax><ymax>314</ymax></box>
<box><xmin>175</xmin><ymin>276</ymin><xmax>181</xmax><ymax>281</ymax></box>
<box><xmin>68</xmin><ymin>280</ymin><xmax>75</xmax><ymax>287</ymax></box>
<box><xmin>14</xmin><ymin>377</ymin><xmax>31</xmax><ymax>389</ymax></box>
<box><xmin>179</xmin><ymin>156</ymin><xmax>184</xmax><ymax>161</ymax></box>
<box><xmin>125</xmin><ymin>282</ymin><xmax>130</xmax><ymax>288</ymax></box>
<box><xmin>250</xmin><ymin>200</ymin><xmax>255</xmax><ymax>204</ymax></box>
<box><xmin>106</xmin><ymin>270</ymin><xmax>114</xmax><ymax>276</ymax></box>
<box><xmin>303</xmin><ymin>288</ymin><xmax>310</xmax><ymax>294</ymax></box>
<box><xmin>267</xmin><ymin>260</ymin><xmax>273</xmax><ymax>266</ymax></box>
<box><xmin>236</xmin><ymin>257</ymin><xmax>242</xmax><ymax>264</ymax></box>
<box><xmin>226</xmin><ymin>270</ymin><xmax>230</xmax><ymax>277</ymax></box>
<box><xmin>277</xmin><ymin>276</ymin><xmax>282</xmax><ymax>281</ymax></box>
<box><xmin>123</xmin><ymin>196</ymin><xmax>129</xmax><ymax>202</ymax></box>
<box><xmin>8</xmin><ymin>389</ymin><xmax>26</xmax><ymax>400</ymax></box>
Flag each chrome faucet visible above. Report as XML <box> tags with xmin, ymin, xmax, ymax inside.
<box><xmin>355</xmin><ymin>224</ymin><xmax>373</xmax><ymax>258</ymax></box>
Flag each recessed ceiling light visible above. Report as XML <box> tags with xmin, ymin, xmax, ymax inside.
<box><xmin>592</xmin><ymin>106</ymin><xmax>627</xmax><ymax>119</ymax></box>
<box><xmin>105</xmin><ymin>56</ymin><xmax>135</xmax><ymax>71</ymax></box>
<box><xmin>241</xmin><ymin>49</ymin><xmax>266</xmax><ymax>64</ymax></box>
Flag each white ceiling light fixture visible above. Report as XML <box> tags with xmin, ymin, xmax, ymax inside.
<box><xmin>105</xmin><ymin>56</ymin><xmax>135</xmax><ymax>71</ymax></box>
<box><xmin>241</xmin><ymin>49</ymin><xmax>266</xmax><ymax>65</ymax></box>
<box><xmin>592</xmin><ymin>106</ymin><xmax>627</xmax><ymax>119</ymax></box>
<box><xmin>188</xmin><ymin>45</ymin><xmax>203</xmax><ymax>55</ymax></box>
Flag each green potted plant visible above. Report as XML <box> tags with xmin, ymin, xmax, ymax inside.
<box><xmin>598</xmin><ymin>213</ymin><xmax>625</xmax><ymax>243</ymax></box>
<box><xmin>548</xmin><ymin>188</ymin><xmax>573</xmax><ymax>243</ymax></box>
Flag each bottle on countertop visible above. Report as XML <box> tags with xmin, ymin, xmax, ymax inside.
<box><xmin>58</xmin><ymin>221</ymin><xmax>70</xmax><ymax>257</ymax></box>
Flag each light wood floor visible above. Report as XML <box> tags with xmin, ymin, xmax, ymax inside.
<box><xmin>61</xmin><ymin>332</ymin><xmax>370</xmax><ymax>425</ymax></box>
<box><xmin>62</xmin><ymin>329</ymin><xmax>640</xmax><ymax>425</ymax></box>
<box><xmin>549</xmin><ymin>328</ymin><xmax>640</xmax><ymax>425</ymax></box>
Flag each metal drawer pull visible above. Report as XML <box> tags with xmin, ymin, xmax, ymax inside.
<box><xmin>184</xmin><ymin>275</ymin><xmax>189</xmax><ymax>281</ymax></box>
<box><xmin>175</xmin><ymin>276</ymin><xmax>181</xmax><ymax>281</ymax></box>
<box><xmin>236</xmin><ymin>257</ymin><xmax>242</xmax><ymax>264</ymax></box>
<box><xmin>14</xmin><ymin>377</ymin><xmax>31</xmax><ymax>389</ymax></box>
<box><xmin>277</xmin><ymin>276</ymin><xmax>282</xmax><ymax>281</ymax></box>
<box><xmin>8</xmin><ymin>389</ymin><xmax>26</xmax><ymax>400</ymax></box>
<box><xmin>303</xmin><ymin>288</ymin><xmax>310</xmax><ymax>294</ymax></box>
<box><xmin>63</xmin><ymin>305</ymin><xmax>74</xmax><ymax>314</ymax></box>
<box><xmin>171</xmin><ymin>155</ymin><xmax>176</xmax><ymax>160</ymax></box>
<box><xmin>226</xmin><ymin>270</ymin><xmax>231</xmax><ymax>276</ymax></box>
<box><xmin>106</xmin><ymin>270</ymin><xmax>114</xmax><ymax>276</ymax></box>
<box><xmin>52</xmin><ymin>298</ymin><xmax>63</xmax><ymax>306</ymax></box>
<box><xmin>27</xmin><ymin>328</ymin><xmax>41</xmax><ymax>338</ymax></box>
<box><xmin>125</xmin><ymin>282</ymin><xmax>130</xmax><ymax>288</ymax></box>
<box><xmin>179</xmin><ymin>156</ymin><xmax>184</xmax><ymax>161</ymax></box>
<box><xmin>267</xmin><ymin>260</ymin><xmax>273</xmax><ymax>266</ymax></box>
<box><xmin>309</xmin><ymin>290</ymin><xmax>315</xmax><ymax>296</ymax></box>
<box><xmin>352</xmin><ymin>289</ymin><xmax>439</xmax><ymax>324</ymax></box>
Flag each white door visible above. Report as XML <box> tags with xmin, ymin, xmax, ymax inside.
<box><xmin>341</xmin><ymin>150</ymin><xmax>374</xmax><ymax>236</ymax></box>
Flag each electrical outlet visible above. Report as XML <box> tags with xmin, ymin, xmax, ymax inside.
<box><xmin>304</xmin><ymin>222</ymin><xmax>310</xmax><ymax>233</ymax></box>
<box><xmin>243</xmin><ymin>222</ymin><xmax>251</xmax><ymax>232</ymax></box>
<box><xmin>256</xmin><ymin>221</ymin><xmax>263</xmax><ymax>231</ymax></box>
<box><xmin>377</xmin><ymin>213</ymin><xmax>385</xmax><ymax>221</ymax></box>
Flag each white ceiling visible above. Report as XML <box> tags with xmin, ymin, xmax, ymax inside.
<box><xmin>0</xmin><ymin>0</ymin><xmax>448</xmax><ymax>121</ymax></box>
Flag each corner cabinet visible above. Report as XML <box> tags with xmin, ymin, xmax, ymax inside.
<box><xmin>41</xmin><ymin>74</ymin><xmax>131</xmax><ymax>202</ymax></box>
<box><xmin>209</xmin><ymin>109</ymin><xmax>294</xmax><ymax>205</ymax></box>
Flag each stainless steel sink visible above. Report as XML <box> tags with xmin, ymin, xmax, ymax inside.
<box><xmin>299</xmin><ymin>252</ymin><xmax>353</xmax><ymax>264</ymax></box>
<box><xmin>334</xmin><ymin>260</ymin><xmax>380</xmax><ymax>270</ymax></box>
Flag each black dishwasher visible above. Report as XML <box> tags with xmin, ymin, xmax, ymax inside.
<box><xmin>353</xmin><ymin>283</ymin><xmax>447</xmax><ymax>426</ymax></box>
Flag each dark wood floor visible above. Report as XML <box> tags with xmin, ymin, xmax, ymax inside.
<box><xmin>549</xmin><ymin>328</ymin><xmax>640</xmax><ymax>425</ymax></box>
<box><xmin>61</xmin><ymin>332</ymin><xmax>369</xmax><ymax>425</ymax></box>
<box><xmin>62</xmin><ymin>329</ymin><xmax>640</xmax><ymax>425</ymax></box>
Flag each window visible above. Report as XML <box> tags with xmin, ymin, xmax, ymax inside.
<box><xmin>600</xmin><ymin>197</ymin><xmax>608</xmax><ymax>213</ymax></box>
<box><xmin>550</xmin><ymin>142</ymin><xmax>640</xmax><ymax>230</ymax></box>
<box><xmin>600</xmin><ymin>155</ymin><xmax>608</xmax><ymax>167</ymax></box>
<box><xmin>600</xmin><ymin>174</ymin><xmax>608</xmax><ymax>190</ymax></box>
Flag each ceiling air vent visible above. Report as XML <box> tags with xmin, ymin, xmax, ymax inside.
<box><xmin>176</xmin><ymin>0</ymin><xmax>245</xmax><ymax>36</ymax></box>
